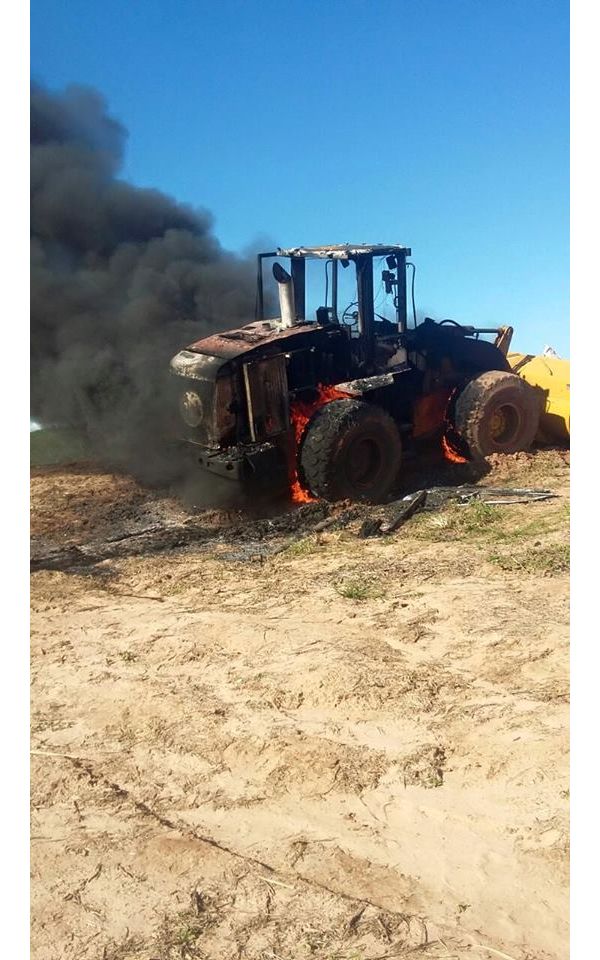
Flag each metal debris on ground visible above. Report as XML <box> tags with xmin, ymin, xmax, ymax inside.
<box><xmin>428</xmin><ymin>485</ymin><xmax>557</xmax><ymax>507</ymax></box>
<box><xmin>356</xmin><ymin>485</ymin><xmax>556</xmax><ymax>539</ymax></box>
<box><xmin>30</xmin><ymin>485</ymin><xmax>558</xmax><ymax>571</ymax></box>
<box><xmin>359</xmin><ymin>489</ymin><xmax>428</xmax><ymax>538</ymax></box>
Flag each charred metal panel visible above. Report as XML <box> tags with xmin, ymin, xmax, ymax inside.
<box><xmin>356</xmin><ymin>253</ymin><xmax>375</xmax><ymax>367</ymax></box>
<box><xmin>187</xmin><ymin>323</ymin><xmax>353</xmax><ymax>378</ymax></box>
<box><xmin>243</xmin><ymin>355</ymin><xmax>290</xmax><ymax>442</ymax></box>
<box><xmin>412</xmin><ymin>388</ymin><xmax>453</xmax><ymax>438</ymax></box>
<box><xmin>283</xmin><ymin>335</ymin><xmax>353</xmax><ymax>391</ymax></box>
<box><xmin>188</xmin><ymin>322</ymin><xmax>320</xmax><ymax>361</ymax></box>
<box><xmin>337</xmin><ymin>371</ymin><xmax>404</xmax><ymax>395</ymax></box>
<box><xmin>214</xmin><ymin>376</ymin><xmax>237</xmax><ymax>444</ymax></box>
<box><xmin>169</xmin><ymin>349</ymin><xmax>224</xmax><ymax>381</ymax></box>
<box><xmin>171</xmin><ymin>352</ymin><xmax>239</xmax><ymax>447</ymax></box>
<box><xmin>406</xmin><ymin>319</ymin><xmax>511</xmax><ymax>377</ymax></box>
<box><xmin>285</xmin><ymin>348</ymin><xmax>316</xmax><ymax>391</ymax></box>
<box><xmin>291</xmin><ymin>258</ymin><xmax>306</xmax><ymax>320</ymax></box>
<box><xmin>194</xmin><ymin>439</ymin><xmax>288</xmax><ymax>487</ymax></box>
<box><xmin>174</xmin><ymin>375</ymin><xmax>219</xmax><ymax>447</ymax></box>
<box><xmin>395</xmin><ymin>251</ymin><xmax>408</xmax><ymax>333</ymax></box>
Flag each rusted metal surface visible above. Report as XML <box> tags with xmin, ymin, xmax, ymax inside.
<box><xmin>412</xmin><ymin>388</ymin><xmax>453</xmax><ymax>438</ymax></box>
<box><xmin>243</xmin><ymin>355</ymin><xmax>290</xmax><ymax>441</ymax></box>
<box><xmin>187</xmin><ymin>322</ymin><xmax>319</xmax><ymax>361</ymax></box>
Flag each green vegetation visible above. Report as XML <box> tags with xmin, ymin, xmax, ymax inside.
<box><xmin>490</xmin><ymin>503</ymin><xmax>569</xmax><ymax>543</ymax></box>
<box><xmin>172</xmin><ymin>922</ymin><xmax>204</xmax><ymax>947</ymax></box>
<box><xmin>335</xmin><ymin>578</ymin><xmax>385</xmax><ymax>601</ymax></box>
<box><xmin>410</xmin><ymin>500</ymin><xmax>502</xmax><ymax>542</ymax></box>
<box><xmin>155</xmin><ymin>906</ymin><xmax>214</xmax><ymax>958</ymax></box>
<box><xmin>410</xmin><ymin>498</ymin><xmax>569</xmax><ymax>546</ymax></box>
<box><xmin>406</xmin><ymin>492</ymin><xmax>569</xmax><ymax>578</ymax></box>
<box><xmin>283</xmin><ymin>536</ymin><xmax>320</xmax><ymax>558</ymax></box>
<box><xmin>489</xmin><ymin>543</ymin><xmax>569</xmax><ymax>576</ymax></box>
<box><xmin>118</xmin><ymin>650</ymin><xmax>138</xmax><ymax>662</ymax></box>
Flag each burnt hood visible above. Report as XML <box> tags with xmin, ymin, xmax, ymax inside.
<box><xmin>186</xmin><ymin>320</ymin><xmax>324</xmax><ymax>362</ymax></box>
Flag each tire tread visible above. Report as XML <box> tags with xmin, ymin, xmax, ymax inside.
<box><xmin>455</xmin><ymin>370</ymin><xmax>539</xmax><ymax>458</ymax></box>
<box><xmin>299</xmin><ymin>399</ymin><xmax>401</xmax><ymax>502</ymax></box>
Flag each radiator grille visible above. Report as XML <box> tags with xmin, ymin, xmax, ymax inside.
<box><xmin>243</xmin><ymin>355</ymin><xmax>289</xmax><ymax>442</ymax></box>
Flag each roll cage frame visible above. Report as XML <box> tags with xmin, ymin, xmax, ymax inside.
<box><xmin>255</xmin><ymin>244</ymin><xmax>411</xmax><ymax>350</ymax></box>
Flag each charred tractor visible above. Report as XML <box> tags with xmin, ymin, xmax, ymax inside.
<box><xmin>170</xmin><ymin>244</ymin><xmax>539</xmax><ymax>502</ymax></box>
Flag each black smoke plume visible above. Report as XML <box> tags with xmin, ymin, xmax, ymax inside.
<box><xmin>31</xmin><ymin>83</ymin><xmax>258</xmax><ymax>484</ymax></box>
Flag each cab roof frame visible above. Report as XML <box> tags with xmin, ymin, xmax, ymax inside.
<box><xmin>275</xmin><ymin>243</ymin><xmax>412</xmax><ymax>260</ymax></box>
<box><xmin>256</xmin><ymin>244</ymin><xmax>411</xmax><ymax>342</ymax></box>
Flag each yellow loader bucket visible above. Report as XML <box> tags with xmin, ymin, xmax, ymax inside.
<box><xmin>508</xmin><ymin>353</ymin><xmax>570</xmax><ymax>442</ymax></box>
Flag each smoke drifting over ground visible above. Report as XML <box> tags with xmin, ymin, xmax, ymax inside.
<box><xmin>31</xmin><ymin>83</ymin><xmax>257</xmax><ymax>484</ymax></box>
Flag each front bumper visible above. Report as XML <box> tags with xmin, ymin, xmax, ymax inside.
<box><xmin>188</xmin><ymin>439</ymin><xmax>290</xmax><ymax>492</ymax></box>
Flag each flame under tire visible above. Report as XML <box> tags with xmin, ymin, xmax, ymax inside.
<box><xmin>299</xmin><ymin>399</ymin><xmax>402</xmax><ymax>503</ymax></box>
<box><xmin>454</xmin><ymin>370</ymin><xmax>540</xmax><ymax>459</ymax></box>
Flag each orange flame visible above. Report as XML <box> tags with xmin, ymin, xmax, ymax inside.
<box><xmin>289</xmin><ymin>477</ymin><xmax>314</xmax><ymax>503</ymax></box>
<box><xmin>441</xmin><ymin>389</ymin><xmax>469</xmax><ymax>463</ymax></box>
<box><xmin>441</xmin><ymin>433</ymin><xmax>468</xmax><ymax>464</ymax></box>
<box><xmin>289</xmin><ymin>384</ymin><xmax>350</xmax><ymax>502</ymax></box>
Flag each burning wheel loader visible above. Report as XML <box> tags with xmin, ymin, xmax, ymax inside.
<box><xmin>170</xmin><ymin>244</ymin><xmax>541</xmax><ymax>502</ymax></box>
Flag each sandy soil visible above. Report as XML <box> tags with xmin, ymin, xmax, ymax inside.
<box><xmin>30</xmin><ymin>450</ymin><xmax>569</xmax><ymax>960</ymax></box>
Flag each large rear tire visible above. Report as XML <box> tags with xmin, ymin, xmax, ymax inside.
<box><xmin>299</xmin><ymin>399</ymin><xmax>402</xmax><ymax>503</ymax></box>
<box><xmin>454</xmin><ymin>370</ymin><xmax>540</xmax><ymax>459</ymax></box>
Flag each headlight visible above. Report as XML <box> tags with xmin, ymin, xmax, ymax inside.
<box><xmin>180</xmin><ymin>390</ymin><xmax>204</xmax><ymax>427</ymax></box>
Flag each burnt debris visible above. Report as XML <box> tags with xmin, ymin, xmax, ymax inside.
<box><xmin>30</xmin><ymin>485</ymin><xmax>556</xmax><ymax>573</ymax></box>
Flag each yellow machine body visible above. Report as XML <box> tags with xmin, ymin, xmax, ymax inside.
<box><xmin>508</xmin><ymin>353</ymin><xmax>570</xmax><ymax>442</ymax></box>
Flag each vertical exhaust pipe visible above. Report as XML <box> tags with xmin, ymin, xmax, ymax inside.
<box><xmin>272</xmin><ymin>263</ymin><xmax>296</xmax><ymax>328</ymax></box>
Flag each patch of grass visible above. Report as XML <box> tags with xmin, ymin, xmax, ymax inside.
<box><xmin>402</xmin><ymin>745</ymin><xmax>446</xmax><ymax>788</ymax></box>
<box><xmin>30</xmin><ymin>427</ymin><xmax>90</xmax><ymax>465</ymax></box>
<box><xmin>335</xmin><ymin>578</ymin><xmax>385</xmax><ymax>601</ymax></box>
<box><xmin>411</xmin><ymin>496</ymin><xmax>569</xmax><ymax>550</ymax></box>
<box><xmin>489</xmin><ymin>502</ymin><xmax>569</xmax><ymax>543</ymax></box>
<box><xmin>101</xmin><ymin>935</ymin><xmax>145</xmax><ymax>960</ymax></box>
<box><xmin>489</xmin><ymin>542</ymin><xmax>569</xmax><ymax>576</ymax></box>
<box><xmin>116</xmin><ymin>722</ymin><xmax>138</xmax><ymax>747</ymax></box>
<box><xmin>154</xmin><ymin>903</ymin><xmax>215</xmax><ymax>959</ymax></box>
<box><xmin>173</xmin><ymin>922</ymin><xmax>203</xmax><ymax>947</ymax></box>
<box><xmin>411</xmin><ymin>500</ymin><xmax>502</xmax><ymax>542</ymax></box>
<box><xmin>455</xmin><ymin>500</ymin><xmax>501</xmax><ymax>533</ymax></box>
<box><xmin>283</xmin><ymin>536</ymin><xmax>320</xmax><ymax>558</ymax></box>
<box><xmin>494</xmin><ymin>515</ymin><xmax>556</xmax><ymax>542</ymax></box>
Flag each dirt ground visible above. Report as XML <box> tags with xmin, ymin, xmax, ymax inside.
<box><xmin>30</xmin><ymin>450</ymin><xmax>569</xmax><ymax>960</ymax></box>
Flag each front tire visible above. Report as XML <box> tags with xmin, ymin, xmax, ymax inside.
<box><xmin>299</xmin><ymin>399</ymin><xmax>402</xmax><ymax>503</ymax></box>
<box><xmin>454</xmin><ymin>370</ymin><xmax>540</xmax><ymax>459</ymax></box>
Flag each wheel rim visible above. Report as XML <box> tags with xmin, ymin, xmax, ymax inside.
<box><xmin>489</xmin><ymin>402</ymin><xmax>521</xmax><ymax>444</ymax></box>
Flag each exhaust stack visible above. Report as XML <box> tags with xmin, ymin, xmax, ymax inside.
<box><xmin>272</xmin><ymin>262</ymin><xmax>296</xmax><ymax>328</ymax></box>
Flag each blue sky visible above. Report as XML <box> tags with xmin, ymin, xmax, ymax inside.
<box><xmin>31</xmin><ymin>0</ymin><xmax>569</xmax><ymax>355</ymax></box>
